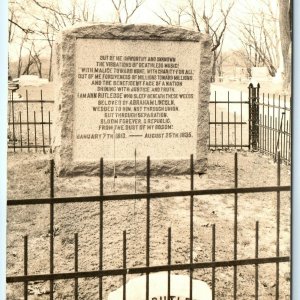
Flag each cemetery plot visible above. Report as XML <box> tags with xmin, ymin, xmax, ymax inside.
<box><xmin>7</xmin><ymin>152</ymin><xmax>290</xmax><ymax>299</ymax></box>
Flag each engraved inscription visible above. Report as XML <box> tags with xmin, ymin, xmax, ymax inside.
<box><xmin>74</xmin><ymin>39</ymin><xmax>200</xmax><ymax>161</ymax></box>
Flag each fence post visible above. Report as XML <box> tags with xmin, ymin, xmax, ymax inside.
<box><xmin>248</xmin><ymin>83</ymin><xmax>260</xmax><ymax>151</ymax></box>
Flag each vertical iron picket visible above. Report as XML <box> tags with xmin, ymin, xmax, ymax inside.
<box><xmin>167</xmin><ymin>227</ymin><xmax>171</xmax><ymax>300</ymax></box>
<box><xmin>268</xmin><ymin>116</ymin><xmax>272</xmax><ymax>155</ymax></box>
<box><xmin>123</xmin><ymin>231</ymin><xmax>127</xmax><ymax>300</ymax></box>
<box><xmin>19</xmin><ymin>112</ymin><xmax>23</xmax><ymax>151</ymax></box>
<box><xmin>214</xmin><ymin>91</ymin><xmax>217</xmax><ymax>149</ymax></box>
<box><xmin>209</xmin><ymin>114</ymin><xmax>211</xmax><ymax>147</ymax></box>
<box><xmin>278</xmin><ymin>96</ymin><xmax>281</xmax><ymax>156</ymax></box>
<box><xmin>270</xmin><ymin>116</ymin><xmax>273</xmax><ymax>156</ymax></box>
<box><xmin>281</xmin><ymin>114</ymin><xmax>284</xmax><ymax>161</ymax></box>
<box><xmin>212</xmin><ymin>224</ymin><xmax>216</xmax><ymax>300</ymax></box>
<box><xmin>49</xmin><ymin>112</ymin><xmax>51</xmax><ymax>151</ymax></box>
<box><xmin>276</xmin><ymin>152</ymin><xmax>281</xmax><ymax>300</ymax></box>
<box><xmin>26</xmin><ymin>90</ymin><xmax>30</xmax><ymax>151</ymax></box>
<box><xmin>146</xmin><ymin>156</ymin><xmax>150</xmax><ymax>300</ymax></box>
<box><xmin>23</xmin><ymin>235</ymin><xmax>28</xmax><ymax>300</ymax></box>
<box><xmin>267</xmin><ymin>94</ymin><xmax>270</xmax><ymax>155</ymax></box>
<box><xmin>240</xmin><ymin>91</ymin><xmax>243</xmax><ymax>150</ymax></box>
<box><xmin>264</xmin><ymin>115</ymin><xmax>267</xmax><ymax>153</ymax></box>
<box><xmin>50</xmin><ymin>159</ymin><xmax>55</xmax><ymax>300</ymax></box>
<box><xmin>74</xmin><ymin>233</ymin><xmax>79</xmax><ymax>300</ymax></box>
<box><xmin>273</xmin><ymin>95</ymin><xmax>276</xmax><ymax>158</ymax></box>
<box><xmin>262</xmin><ymin>95</ymin><xmax>265</xmax><ymax>153</ymax></box>
<box><xmin>289</xmin><ymin>96</ymin><xmax>292</xmax><ymax>162</ymax></box>
<box><xmin>255</xmin><ymin>221</ymin><xmax>259</xmax><ymax>300</ymax></box>
<box><xmin>234</xmin><ymin>152</ymin><xmax>238</xmax><ymax>300</ymax></box>
<box><xmin>276</xmin><ymin>113</ymin><xmax>284</xmax><ymax>162</ymax></box>
<box><xmin>11</xmin><ymin>90</ymin><xmax>16</xmax><ymax>152</ymax></box>
<box><xmin>283</xmin><ymin>96</ymin><xmax>287</xmax><ymax>161</ymax></box>
<box><xmin>249</xmin><ymin>84</ymin><xmax>259</xmax><ymax>151</ymax></box>
<box><xmin>234</xmin><ymin>112</ymin><xmax>237</xmax><ymax>149</ymax></box>
<box><xmin>274</xmin><ymin>117</ymin><xmax>278</xmax><ymax>161</ymax></box>
<box><xmin>99</xmin><ymin>158</ymin><xmax>104</xmax><ymax>300</ymax></box>
<box><xmin>40</xmin><ymin>90</ymin><xmax>45</xmax><ymax>153</ymax></box>
<box><xmin>283</xmin><ymin>117</ymin><xmax>286</xmax><ymax>162</ymax></box>
<box><xmin>227</xmin><ymin>91</ymin><xmax>230</xmax><ymax>147</ymax></box>
<box><xmin>34</xmin><ymin>111</ymin><xmax>37</xmax><ymax>152</ymax></box>
<box><xmin>221</xmin><ymin>112</ymin><xmax>224</xmax><ymax>149</ymax></box>
<box><xmin>259</xmin><ymin>114</ymin><xmax>262</xmax><ymax>153</ymax></box>
<box><xmin>257</xmin><ymin>84</ymin><xmax>260</xmax><ymax>150</ymax></box>
<box><xmin>248</xmin><ymin>84</ymin><xmax>252</xmax><ymax>150</ymax></box>
<box><xmin>285</xmin><ymin>120</ymin><xmax>290</xmax><ymax>162</ymax></box>
<box><xmin>289</xmin><ymin>120</ymin><xmax>291</xmax><ymax>162</ymax></box>
<box><xmin>190</xmin><ymin>154</ymin><xmax>194</xmax><ymax>300</ymax></box>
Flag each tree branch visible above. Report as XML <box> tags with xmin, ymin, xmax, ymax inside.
<box><xmin>8</xmin><ymin>19</ymin><xmax>34</xmax><ymax>34</ymax></box>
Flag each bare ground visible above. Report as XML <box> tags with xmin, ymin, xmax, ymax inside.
<box><xmin>6</xmin><ymin>150</ymin><xmax>291</xmax><ymax>299</ymax></box>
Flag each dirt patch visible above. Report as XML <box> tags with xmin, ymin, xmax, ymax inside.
<box><xmin>6</xmin><ymin>150</ymin><xmax>290</xmax><ymax>299</ymax></box>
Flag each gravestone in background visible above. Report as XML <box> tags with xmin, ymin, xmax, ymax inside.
<box><xmin>52</xmin><ymin>24</ymin><xmax>212</xmax><ymax>176</ymax></box>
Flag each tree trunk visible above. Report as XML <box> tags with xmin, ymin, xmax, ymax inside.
<box><xmin>211</xmin><ymin>51</ymin><xmax>217</xmax><ymax>82</ymax></box>
<box><xmin>278</xmin><ymin>0</ymin><xmax>291</xmax><ymax>91</ymax></box>
<box><xmin>48</xmin><ymin>46</ymin><xmax>53</xmax><ymax>81</ymax></box>
<box><xmin>36</xmin><ymin>61</ymin><xmax>42</xmax><ymax>78</ymax></box>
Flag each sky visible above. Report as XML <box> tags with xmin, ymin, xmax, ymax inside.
<box><xmin>8</xmin><ymin>0</ymin><xmax>280</xmax><ymax>60</ymax></box>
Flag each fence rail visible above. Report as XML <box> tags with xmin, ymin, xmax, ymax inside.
<box><xmin>6</xmin><ymin>153</ymin><xmax>290</xmax><ymax>299</ymax></box>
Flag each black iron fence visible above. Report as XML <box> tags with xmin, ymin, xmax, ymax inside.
<box><xmin>7</xmin><ymin>153</ymin><xmax>290</xmax><ymax>299</ymax></box>
<box><xmin>8</xmin><ymin>85</ymin><xmax>291</xmax><ymax>163</ymax></box>
<box><xmin>209</xmin><ymin>84</ymin><xmax>291</xmax><ymax>164</ymax></box>
<box><xmin>7</xmin><ymin>89</ymin><xmax>53</xmax><ymax>153</ymax></box>
<box><xmin>209</xmin><ymin>90</ymin><xmax>249</xmax><ymax>150</ymax></box>
<box><xmin>256</xmin><ymin>86</ymin><xmax>291</xmax><ymax>164</ymax></box>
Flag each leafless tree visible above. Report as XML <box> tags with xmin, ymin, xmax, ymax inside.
<box><xmin>12</xmin><ymin>0</ymin><xmax>100</xmax><ymax>80</ymax></box>
<box><xmin>24</xmin><ymin>42</ymin><xmax>45</xmax><ymax>77</ymax></box>
<box><xmin>8</xmin><ymin>0</ymin><xmax>35</xmax><ymax>77</ymax></box>
<box><xmin>155</xmin><ymin>0</ymin><xmax>234</xmax><ymax>82</ymax></box>
<box><xmin>278</xmin><ymin>0</ymin><xmax>291</xmax><ymax>91</ymax></box>
<box><xmin>235</xmin><ymin>1</ymin><xmax>280</xmax><ymax>78</ymax></box>
<box><xmin>111</xmin><ymin>0</ymin><xmax>146</xmax><ymax>23</ymax></box>
<box><xmin>153</xmin><ymin>3</ymin><xmax>188</xmax><ymax>26</ymax></box>
<box><xmin>16</xmin><ymin>33</ymin><xmax>26</xmax><ymax>77</ymax></box>
<box><xmin>185</xmin><ymin>0</ymin><xmax>234</xmax><ymax>82</ymax></box>
<box><xmin>8</xmin><ymin>3</ymin><xmax>34</xmax><ymax>40</ymax></box>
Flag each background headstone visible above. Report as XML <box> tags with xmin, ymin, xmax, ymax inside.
<box><xmin>52</xmin><ymin>24</ymin><xmax>212</xmax><ymax>176</ymax></box>
<box><xmin>16</xmin><ymin>75</ymin><xmax>49</xmax><ymax>86</ymax></box>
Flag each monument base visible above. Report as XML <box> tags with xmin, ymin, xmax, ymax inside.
<box><xmin>54</xmin><ymin>154</ymin><xmax>207</xmax><ymax>176</ymax></box>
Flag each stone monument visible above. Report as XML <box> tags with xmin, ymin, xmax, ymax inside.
<box><xmin>52</xmin><ymin>23</ymin><xmax>212</xmax><ymax>175</ymax></box>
